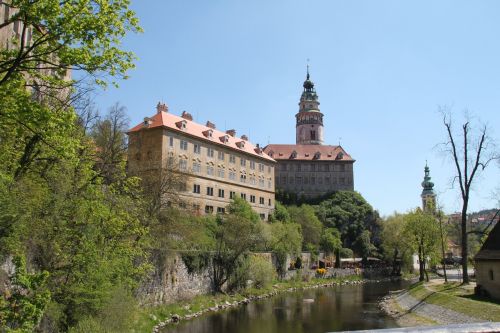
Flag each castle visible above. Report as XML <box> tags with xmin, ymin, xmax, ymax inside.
<box><xmin>263</xmin><ymin>69</ymin><xmax>355</xmax><ymax>198</ymax></box>
<box><xmin>127</xmin><ymin>69</ymin><xmax>355</xmax><ymax>217</ymax></box>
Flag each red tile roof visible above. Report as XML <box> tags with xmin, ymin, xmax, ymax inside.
<box><xmin>128</xmin><ymin>110</ymin><xmax>275</xmax><ymax>162</ymax></box>
<box><xmin>263</xmin><ymin>144</ymin><xmax>354</xmax><ymax>161</ymax></box>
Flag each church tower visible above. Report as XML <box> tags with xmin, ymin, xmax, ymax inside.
<box><xmin>421</xmin><ymin>163</ymin><xmax>436</xmax><ymax>213</ymax></box>
<box><xmin>296</xmin><ymin>67</ymin><xmax>324</xmax><ymax>145</ymax></box>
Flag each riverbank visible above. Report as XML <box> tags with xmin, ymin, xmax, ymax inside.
<box><xmin>135</xmin><ymin>274</ymin><xmax>368</xmax><ymax>333</ymax></box>
<box><xmin>380</xmin><ymin>279</ymin><xmax>500</xmax><ymax>327</ymax></box>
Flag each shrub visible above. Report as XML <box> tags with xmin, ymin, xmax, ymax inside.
<box><xmin>316</xmin><ymin>268</ymin><xmax>326</xmax><ymax>276</ymax></box>
<box><xmin>248</xmin><ymin>256</ymin><xmax>275</xmax><ymax>289</ymax></box>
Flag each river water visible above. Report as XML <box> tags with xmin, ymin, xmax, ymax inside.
<box><xmin>162</xmin><ymin>280</ymin><xmax>409</xmax><ymax>333</ymax></box>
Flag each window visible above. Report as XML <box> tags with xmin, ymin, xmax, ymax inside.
<box><xmin>193</xmin><ymin>204</ymin><xmax>200</xmax><ymax>212</ymax></box>
<box><xmin>259</xmin><ymin>179</ymin><xmax>265</xmax><ymax>187</ymax></box>
<box><xmin>259</xmin><ymin>163</ymin><xmax>264</xmax><ymax>172</ymax></box>
<box><xmin>311</xmin><ymin>177</ymin><xmax>315</xmax><ymax>185</ymax></box>
<box><xmin>340</xmin><ymin>164</ymin><xmax>345</xmax><ymax>172</ymax></box>
<box><xmin>207</xmin><ymin>147</ymin><xmax>214</xmax><ymax>158</ymax></box>
<box><xmin>489</xmin><ymin>269</ymin><xmax>494</xmax><ymax>281</ymax></box>
<box><xmin>193</xmin><ymin>184</ymin><xmax>201</xmax><ymax>194</ymax></box>
<box><xmin>311</xmin><ymin>130</ymin><xmax>316</xmax><ymax>140</ymax></box>
<box><xmin>340</xmin><ymin>177</ymin><xmax>345</xmax><ymax>185</ymax></box>
<box><xmin>230</xmin><ymin>191</ymin><xmax>236</xmax><ymax>199</ymax></box>
<box><xmin>206</xmin><ymin>187</ymin><xmax>214</xmax><ymax>196</ymax></box>
<box><xmin>240</xmin><ymin>193</ymin><xmax>247</xmax><ymax>200</ymax></box>
<box><xmin>207</xmin><ymin>166</ymin><xmax>214</xmax><ymax>176</ymax></box>
<box><xmin>218</xmin><ymin>151</ymin><xmax>225</xmax><ymax>160</ymax></box>
<box><xmin>193</xmin><ymin>162</ymin><xmax>201</xmax><ymax>173</ymax></box>
<box><xmin>268</xmin><ymin>180</ymin><xmax>272</xmax><ymax>188</ymax></box>
<box><xmin>268</xmin><ymin>198</ymin><xmax>272</xmax><ymax>206</ymax></box>
<box><xmin>259</xmin><ymin>197</ymin><xmax>265</xmax><ymax>205</ymax></box>
<box><xmin>281</xmin><ymin>176</ymin><xmax>287</xmax><ymax>184</ymax></box>
<box><xmin>310</xmin><ymin>164</ymin><xmax>316</xmax><ymax>171</ymax></box>
<box><xmin>205</xmin><ymin>205</ymin><xmax>214</xmax><ymax>214</ymax></box>
<box><xmin>250</xmin><ymin>161</ymin><xmax>255</xmax><ymax>170</ymax></box>
<box><xmin>193</xmin><ymin>144</ymin><xmax>201</xmax><ymax>154</ymax></box>
<box><xmin>217</xmin><ymin>207</ymin><xmax>225</xmax><ymax>214</ymax></box>
<box><xmin>250</xmin><ymin>195</ymin><xmax>256</xmax><ymax>203</ymax></box>
<box><xmin>268</xmin><ymin>166</ymin><xmax>272</xmax><ymax>173</ymax></box>
<box><xmin>259</xmin><ymin>214</ymin><xmax>266</xmax><ymax>220</ymax></box>
<box><xmin>325</xmin><ymin>177</ymin><xmax>330</xmax><ymax>184</ymax></box>
<box><xmin>240</xmin><ymin>158</ymin><xmax>246</xmax><ymax>167</ymax></box>
<box><xmin>218</xmin><ymin>189</ymin><xmax>225</xmax><ymax>198</ymax></box>
<box><xmin>296</xmin><ymin>176</ymin><xmax>302</xmax><ymax>184</ymax></box>
<box><xmin>180</xmin><ymin>140</ymin><xmax>188</xmax><ymax>150</ymax></box>
<box><xmin>4</xmin><ymin>5</ymin><xmax>10</xmax><ymax>24</ymax></box>
<box><xmin>217</xmin><ymin>168</ymin><xmax>225</xmax><ymax>178</ymax></box>
<box><xmin>179</xmin><ymin>159</ymin><xmax>187</xmax><ymax>171</ymax></box>
<box><xmin>250</xmin><ymin>176</ymin><xmax>256</xmax><ymax>185</ymax></box>
<box><xmin>240</xmin><ymin>174</ymin><xmax>246</xmax><ymax>183</ymax></box>
<box><xmin>229</xmin><ymin>155</ymin><xmax>236</xmax><ymax>163</ymax></box>
<box><xmin>280</xmin><ymin>164</ymin><xmax>287</xmax><ymax>171</ymax></box>
<box><xmin>169</xmin><ymin>137</ymin><xmax>174</xmax><ymax>147</ymax></box>
<box><xmin>296</xmin><ymin>164</ymin><xmax>301</xmax><ymax>171</ymax></box>
<box><xmin>229</xmin><ymin>171</ymin><xmax>236</xmax><ymax>180</ymax></box>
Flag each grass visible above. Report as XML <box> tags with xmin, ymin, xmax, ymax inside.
<box><xmin>407</xmin><ymin>281</ymin><xmax>500</xmax><ymax>322</ymax></box>
<box><xmin>132</xmin><ymin>274</ymin><xmax>363</xmax><ymax>332</ymax></box>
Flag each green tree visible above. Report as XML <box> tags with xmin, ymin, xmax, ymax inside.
<box><xmin>316</xmin><ymin>191</ymin><xmax>379</xmax><ymax>258</ymax></box>
<box><xmin>380</xmin><ymin>213</ymin><xmax>412</xmax><ymax>275</ymax></box>
<box><xmin>270</xmin><ymin>222</ymin><xmax>302</xmax><ymax>279</ymax></box>
<box><xmin>287</xmin><ymin>204</ymin><xmax>322</xmax><ymax>250</ymax></box>
<box><xmin>320</xmin><ymin>227</ymin><xmax>342</xmax><ymax>267</ymax></box>
<box><xmin>0</xmin><ymin>0</ymin><xmax>141</xmax><ymax>87</ymax></box>
<box><xmin>403</xmin><ymin>209</ymin><xmax>440</xmax><ymax>281</ymax></box>
<box><xmin>210</xmin><ymin>198</ymin><xmax>264</xmax><ymax>292</ymax></box>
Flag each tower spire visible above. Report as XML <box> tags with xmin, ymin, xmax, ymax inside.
<box><xmin>296</xmin><ymin>65</ymin><xmax>324</xmax><ymax>145</ymax></box>
<box><xmin>421</xmin><ymin>163</ymin><xmax>436</xmax><ymax>213</ymax></box>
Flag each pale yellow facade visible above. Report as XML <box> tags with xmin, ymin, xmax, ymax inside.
<box><xmin>127</xmin><ymin>110</ymin><xmax>276</xmax><ymax>220</ymax></box>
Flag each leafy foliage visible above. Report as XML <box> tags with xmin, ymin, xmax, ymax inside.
<box><xmin>0</xmin><ymin>256</ymin><xmax>50</xmax><ymax>332</ymax></box>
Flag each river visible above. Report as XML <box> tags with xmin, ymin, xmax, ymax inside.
<box><xmin>161</xmin><ymin>280</ymin><xmax>409</xmax><ymax>333</ymax></box>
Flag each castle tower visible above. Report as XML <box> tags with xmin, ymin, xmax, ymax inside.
<box><xmin>295</xmin><ymin>67</ymin><xmax>324</xmax><ymax>145</ymax></box>
<box><xmin>421</xmin><ymin>163</ymin><xmax>436</xmax><ymax>213</ymax></box>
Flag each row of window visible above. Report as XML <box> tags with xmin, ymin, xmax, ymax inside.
<box><xmin>193</xmin><ymin>184</ymin><xmax>272</xmax><ymax>206</ymax></box>
<box><xmin>179</xmin><ymin>160</ymin><xmax>272</xmax><ymax>189</ymax></box>
<box><xmin>170</xmin><ymin>136</ymin><xmax>271</xmax><ymax>172</ymax></box>
<box><xmin>203</xmin><ymin>205</ymin><xmax>267</xmax><ymax>220</ymax></box>
<box><xmin>278</xmin><ymin>176</ymin><xmax>352</xmax><ymax>185</ymax></box>
<box><xmin>279</xmin><ymin>163</ymin><xmax>348</xmax><ymax>172</ymax></box>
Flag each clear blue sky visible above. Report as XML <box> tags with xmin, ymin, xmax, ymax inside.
<box><xmin>92</xmin><ymin>0</ymin><xmax>500</xmax><ymax>216</ymax></box>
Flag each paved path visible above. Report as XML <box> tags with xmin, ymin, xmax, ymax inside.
<box><xmin>395</xmin><ymin>291</ymin><xmax>482</xmax><ymax>325</ymax></box>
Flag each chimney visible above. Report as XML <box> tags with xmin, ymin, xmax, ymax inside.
<box><xmin>181</xmin><ymin>111</ymin><xmax>193</xmax><ymax>121</ymax></box>
<box><xmin>156</xmin><ymin>102</ymin><xmax>168</xmax><ymax>113</ymax></box>
<box><xmin>226</xmin><ymin>129</ymin><xmax>236</xmax><ymax>137</ymax></box>
<box><xmin>206</xmin><ymin>121</ymin><xmax>216</xmax><ymax>129</ymax></box>
<box><xmin>241</xmin><ymin>134</ymin><xmax>248</xmax><ymax>141</ymax></box>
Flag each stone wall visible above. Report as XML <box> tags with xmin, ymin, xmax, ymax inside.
<box><xmin>137</xmin><ymin>252</ymin><xmax>212</xmax><ymax>306</ymax></box>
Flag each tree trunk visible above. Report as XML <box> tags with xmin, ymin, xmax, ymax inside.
<box><xmin>461</xmin><ymin>201</ymin><xmax>469</xmax><ymax>283</ymax></box>
<box><xmin>335</xmin><ymin>248</ymin><xmax>341</xmax><ymax>268</ymax></box>
<box><xmin>439</xmin><ymin>214</ymin><xmax>448</xmax><ymax>283</ymax></box>
<box><xmin>418</xmin><ymin>244</ymin><xmax>425</xmax><ymax>282</ymax></box>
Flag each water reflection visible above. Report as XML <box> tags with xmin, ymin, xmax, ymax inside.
<box><xmin>163</xmin><ymin>281</ymin><xmax>407</xmax><ymax>333</ymax></box>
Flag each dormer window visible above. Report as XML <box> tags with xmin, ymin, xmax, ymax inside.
<box><xmin>220</xmin><ymin>135</ymin><xmax>229</xmax><ymax>143</ymax></box>
<box><xmin>336</xmin><ymin>152</ymin><xmax>344</xmax><ymax>160</ymax></box>
<box><xmin>236</xmin><ymin>141</ymin><xmax>245</xmax><ymax>149</ymax></box>
<box><xmin>143</xmin><ymin>117</ymin><xmax>152</xmax><ymax>127</ymax></box>
<box><xmin>203</xmin><ymin>129</ymin><xmax>213</xmax><ymax>138</ymax></box>
<box><xmin>290</xmin><ymin>150</ymin><xmax>297</xmax><ymax>159</ymax></box>
<box><xmin>314</xmin><ymin>151</ymin><xmax>321</xmax><ymax>159</ymax></box>
<box><xmin>268</xmin><ymin>150</ymin><xmax>274</xmax><ymax>157</ymax></box>
<box><xmin>176</xmin><ymin>120</ymin><xmax>187</xmax><ymax>130</ymax></box>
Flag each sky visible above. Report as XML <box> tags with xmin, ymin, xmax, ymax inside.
<box><xmin>91</xmin><ymin>0</ymin><xmax>500</xmax><ymax>216</ymax></box>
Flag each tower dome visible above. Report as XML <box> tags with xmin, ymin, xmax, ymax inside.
<box><xmin>296</xmin><ymin>66</ymin><xmax>324</xmax><ymax>145</ymax></box>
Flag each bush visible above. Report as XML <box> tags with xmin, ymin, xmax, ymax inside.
<box><xmin>316</xmin><ymin>268</ymin><xmax>326</xmax><ymax>276</ymax></box>
<box><xmin>248</xmin><ymin>256</ymin><xmax>275</xmax><ymax>289</ymax></box>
